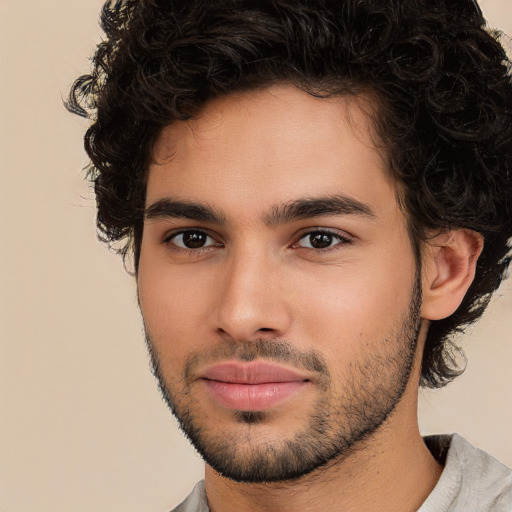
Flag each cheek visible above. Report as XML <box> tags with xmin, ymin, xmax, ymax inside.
<box><xmin>137</xmin><ymin>258</ymin><xmax>215</xmax><ymax>356</ymax></box>
<box><xmin>292</xmin><ymin>253</ymin><xmax>416</xmax><ymax>356</ymax></box>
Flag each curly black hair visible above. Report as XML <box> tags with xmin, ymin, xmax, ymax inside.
<box><xmin>67</xmin><ymin>0</ymin><xmax>512</xmax><ymax>388</ymax></box>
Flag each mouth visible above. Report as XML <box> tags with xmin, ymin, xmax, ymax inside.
<box><xmin>199</xmin><ymin>361</ymin><xmax>311</xmax><ymax>412</ymax></box>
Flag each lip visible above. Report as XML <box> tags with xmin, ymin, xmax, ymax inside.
<box><xmin>199</xmin><ymin>361</ymin><xmax>311</xmax><ymax>411</ymax></box>
<box><xmin>201</xmin><ymin>361</ymin><xmax>310</xmax><ymax>384</ymax></box>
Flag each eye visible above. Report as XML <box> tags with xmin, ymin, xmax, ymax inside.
<box><xmin>167</xmin><ymin>230</ymin><xmax>220</xmax><ymax>250</ymax></box>
<box><xmin>296</xmin><ymin>230</ymin><xmax>350</xmax><ymax>250</ymax></box>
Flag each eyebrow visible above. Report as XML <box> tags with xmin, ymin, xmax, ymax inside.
<box><xmin>144</xmin><ymin>194</ymin><xmax>375</xmax><ymax>226</ymax></box>
<box><xmin>145</xmin><ymin>198</ymin><xmax>227</xmax><ymax>224</ymax></box>
<box><xmin>264</xmin><ymin>195</ymin><xmax>375</xmax><ymax>226</ymax></box>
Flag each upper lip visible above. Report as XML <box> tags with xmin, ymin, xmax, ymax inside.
<box><xmin>200</xmin><ymin>361</ymin><xmax>310</xmax><ymax>384</ymax></box>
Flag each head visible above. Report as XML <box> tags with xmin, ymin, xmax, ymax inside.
<box><xmin>68</xmin><ymin>0</ymin><xmax>512</xmax><ymax>482</ymax></box>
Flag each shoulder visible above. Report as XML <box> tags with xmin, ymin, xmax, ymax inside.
<box><xmin>421</xmin><ymin>433</ymin><xmax>512</xmax><ymax>512</ymax></box>
<box><xmin>451</xmin><ymin>434</ymin><xmax>512</xmax><ymax>511</ymax></box>
<box><xmin>170</xmin><ymin>481</ymin><xmax>209</xmax><ymax>512</ymax></box>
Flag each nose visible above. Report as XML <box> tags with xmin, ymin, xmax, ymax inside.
<box><xmin>214</xmin><ymin>249</ymin><xmax>293</xmax><ymax>342</ymax></box>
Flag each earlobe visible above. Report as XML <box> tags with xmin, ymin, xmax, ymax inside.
<box><xmin>421</xmin><ymin>229</ymin><xmax>483</xmax><ymax>320</ymax></box>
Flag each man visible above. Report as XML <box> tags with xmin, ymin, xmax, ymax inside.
<box><xmin>68</xmin><ymin>0</ymin><xmax>512</xmax><ymax>510</ymax></box>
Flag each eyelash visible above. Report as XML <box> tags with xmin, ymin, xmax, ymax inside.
<box><xmin>162</xmin><ymin>229</ymin><xmax>221</xmax><ymax>255</ymax></box>
<box><xmin>292</xmin><ymin>228</ymin><xmax>352</xmax><ymax>252</ymax></box>
<box><xmin>162</xmin><ymin>228</ymin><xmax>352</xmax><ymax>254</ymax></box>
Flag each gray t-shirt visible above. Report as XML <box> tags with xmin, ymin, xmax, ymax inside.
<box><xmin>171</xmin><ymin>434</ymin><xmax>512</xmax><ymax>512</ymax></box>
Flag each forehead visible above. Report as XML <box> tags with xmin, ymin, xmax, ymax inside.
<box><xmin>147</xmin><ymin>84</ymin><xmax>397</xmax><ymax>219</ymax></box>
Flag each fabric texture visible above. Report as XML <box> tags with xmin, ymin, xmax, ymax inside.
<box><xmin>170</xmin><ymin>434</ymin><xmax>512</xmax><ymax>512</ymax></box>
<box><xmin>418</xmin><ymin>433</ymin><xmax>512</xmax><ymax>511</ymax></box>
<box><xmin>171</xmin><ymin>480</ymin><xmax>208</xmax><ymax>512</ymax></box>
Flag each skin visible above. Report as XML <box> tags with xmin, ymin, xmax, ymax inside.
<box><xmin>137</xmin><ymin>84</ymin><xmax>482</xmax><ymax>512</ymax></box>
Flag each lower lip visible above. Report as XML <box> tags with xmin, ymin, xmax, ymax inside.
<box><xmin>203</xmin><ymin>380</ymin><xmax>309</xmax><ymax>411</ymax></box>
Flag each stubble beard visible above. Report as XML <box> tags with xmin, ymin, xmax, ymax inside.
<box><xmin>144</xmin><ymin>276</ymin><xmax>422</xmax><ymax>483</ymax></box>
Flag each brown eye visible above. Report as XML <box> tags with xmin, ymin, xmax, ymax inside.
<box><xmin>170</xmin><ymin>230</ymin><xmax>216</xmax><ymax>249</ymax></box>
<box><xmin>297</xmin><ymin>230</ymin><xmax>348</xmax><ymax>249</ymax></box>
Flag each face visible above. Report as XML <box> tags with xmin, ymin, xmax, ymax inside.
<box><xmin>138</xmin><ymin>85</ymin><xmax>422</xmax><ymax>483</ymax></box>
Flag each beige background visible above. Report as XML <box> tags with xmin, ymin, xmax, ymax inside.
<box><xmin>0</xmin><ymin>1</ymin><xmax>511</xmax><ymax>511</ymax></box>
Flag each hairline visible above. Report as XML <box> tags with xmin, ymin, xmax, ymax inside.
<box><xmin>133</xmin><ymin>82</ymin><xmax>427</xmax><ymax>271</ymax></box>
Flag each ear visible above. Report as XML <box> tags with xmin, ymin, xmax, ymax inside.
<box><xmin>421</xmin><ymin>229</ymin><xmax>483</xmax><ymax>320</ymax></box>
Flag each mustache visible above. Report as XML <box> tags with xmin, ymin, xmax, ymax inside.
<box><xmin>144</xmin><ymin>329</ymin><xmax>331</xmax><ymax>388</ymax></box>
<box><xmin>182</xmin><ymin>338</ymin><xmax>330</xmax><ymax>385</ymax></box>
